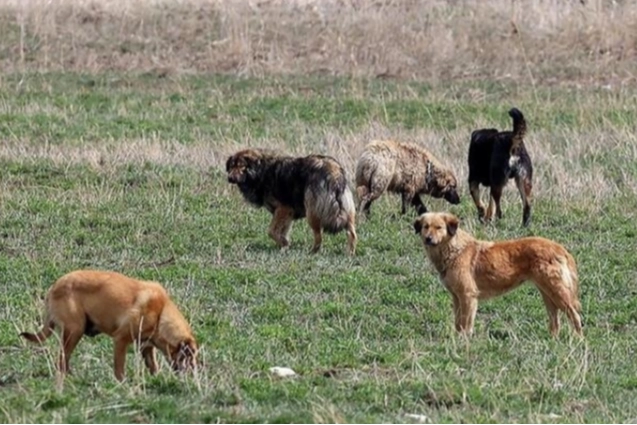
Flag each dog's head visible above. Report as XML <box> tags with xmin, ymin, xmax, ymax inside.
<box><xmin>413</xmin><ymin>212</ymin><xmax>459</xmax><ymax>247</ymax></box>
<box><xmin>226</xmin><ymin>149</ymin><xmax>265</xmax><ymax>185</ymax></box>
<box><xmin>427</xmin><ymin>169</ymin><xmax>460</xmax><ymax>205</ymax></box>
<box><xmin>169</xmin><ymin>338</ymin><xmax>198</xmax><ymax>374</ymax></box>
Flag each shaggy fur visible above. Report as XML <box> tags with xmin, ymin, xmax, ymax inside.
<box><xmin>355</xmin><ymin>140</ymin><xmax>460</xmax><ymax>217</ymax></box>
<box><xmin>468</xmin><ymin>107</ymin><xmax>533</xmax><ymax>227</ymax></box>
<box><xmin>226</xmin><ymin>148</ymin><xmax>357</xmax><ymax>255</ymax></box>
<box><xmin>20</xmin><ymin>270</ymin><xmax>197</xmax><ymax>381</ymax></box>
<box><xmin>413</xmin><ymin>212</ymin><xmax>582</xmax><ymax>337</ymax></box>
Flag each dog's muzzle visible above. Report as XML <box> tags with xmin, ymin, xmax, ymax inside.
<box><xmin>445</xmin><ymin>191</ymin><xmax>461</xmax><ymax>205</ymax></box>
<box><xmin>424</xmin><ymin>236</ymin><xmax>436</xmax><ymax>246</ymax></box>
<box><xmin>227</xmin><ymin>173</ymin><xmax>243</xmax><ymax>184</ymax></box>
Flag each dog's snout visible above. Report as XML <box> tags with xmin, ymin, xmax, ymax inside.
<box><xmin>446</xmin><ymin>191</ymin><xmax>461</xmax><ymax>205</ymax></box>
<box><xmin>425</xmin><ymin>236</ymin><xmax>434</xmax><ymax>246</ymax></box>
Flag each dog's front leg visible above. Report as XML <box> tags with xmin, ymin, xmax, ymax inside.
<box><xmin>451</xmin><ymin>293</ymin><xmax>462</xmax><ymax>333</ymax></box>
<box><xmin>141</xmin><ymin>345</ymin><xmax>158</xmax><ymax>374</ymax></box>
<box><xmin>411</xmin><ymin>195</ymin><xmax>427</xmax><ymax>215</ymax></box>
<box><xmin>456</xmin><ymin>295</ymin><xmax>478</xmax><ymax>336</ymax></box>
<box><xmin>268</xmin><ymin>207</ymin><xmax>294</xmax><ymax>249</ymax></box>
<box><xmin>113</xmin><ymin>339</ymin><xmax>130</xmax><ymax>382</ymax></box>
<box><xmin>400</xmin><ymin>191</ymin><xmax>415</xmax><ymax>215</ymax></box>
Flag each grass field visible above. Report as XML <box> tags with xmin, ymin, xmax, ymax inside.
<box><xmin>0</xmin><ymin>72</ymin><xmax>636</xmax><ymax>423</ymax></box>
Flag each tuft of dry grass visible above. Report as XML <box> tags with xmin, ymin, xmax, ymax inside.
<box><xmin>2</xmin><ymin>0</ymin><xmax>637</xmax><ymax>85</ymax></box>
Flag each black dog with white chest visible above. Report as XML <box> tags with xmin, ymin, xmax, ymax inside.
<box><xmin>468</xmin><ymin>108</ymin><xmax>533</xmax><ymax>227</ymax></box>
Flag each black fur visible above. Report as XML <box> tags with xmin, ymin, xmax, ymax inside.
<box><xmin>226</xmin><ymin>151</ymin><xmax>348</xmax><ymax>227</ymax></box>
<box><xmin>468</xmin><ymin>108</ymin><xmax>533</xmax><ymax>226</ymax></box>
<box><xmin>84</xmin><ymin>316</ymin><xmax>101</xmax><ymax>337</ymax></box>
<box><xmin>227</xmin><ymin>148</ymin><xmax>358</xmax><ymax>254</ymax></box>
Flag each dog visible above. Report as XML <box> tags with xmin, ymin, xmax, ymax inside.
<box><xmin>355</xmin><ymin>140</ymin><xmax>460</xmax><ymax>218</ymax></box>
<box><xmin>20</xmin><ymin>270</ymin><xmax>198</xmax><ymax>382</ymax></box>
<box><xmin>468</xmin><ymin>107</ymin><xmax>533</xmax><ymax>227</ymax></box>
<box><xmin>413</xmin><ymin>212</ymin><xmax>582</xmax><ymax>337</ymax></box>
<box><xmin>226</xmin><ymin>148</ymin><xmax>357</xmax><ymax>255</ymax></box>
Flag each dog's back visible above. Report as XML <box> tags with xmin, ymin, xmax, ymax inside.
<box><xmin>23</xmin><ymin>270</ymin><xmax>168</xmax><ymax>342</ymax></box>
<box><xmin>468</xmin><ymin>129</ymin><xmax>499</xmax><ymax>186</ymax></box>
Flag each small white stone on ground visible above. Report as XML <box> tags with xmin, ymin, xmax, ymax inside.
<box><xmin>269</xmin><ymin>366</ymin><xmax>297</xmax><ymax>377</ymax></box>
<box><xmin>405</xmin><ymin>413</ymin><xmax>429</xmax><ymax>423</ymax></box>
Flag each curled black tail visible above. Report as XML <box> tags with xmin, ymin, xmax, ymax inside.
<box><xmin>509</xmin><ymin>108</ymin><xmax>527</xmax><ymax>139</ymax></box>
<box><xmin>508</xmin><ymin>108</ymin><xmax>527</xmax><ymax>151</ymax></box>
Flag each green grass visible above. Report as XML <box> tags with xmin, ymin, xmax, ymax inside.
<box><xmin>1</xmin><ymin>73</ymin><xmax>637</xmax><ymax>423</ymax></box>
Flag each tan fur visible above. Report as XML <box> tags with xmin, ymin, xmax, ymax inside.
<box><xmin>20</xmin><ymin>270</ymin><xmax>197</xmax><ymax>381</ymax></box>
<box><xmin>356</xmin><ymin>140</ymin><xmax>460</xmax><ymax>217</ymax></box>
<box><xmin>413</xmin><ymin>212</ymin><xmax>582</xmax><ymax>337</ymax></box>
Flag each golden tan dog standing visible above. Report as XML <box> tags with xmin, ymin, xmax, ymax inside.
<box><xmin>355</xmin><ymin>140</ymin><xmax>460</xmax><ymax>218</ymax></box>
<box><xmin>413</xmin><ymin>212</ymin><xmax>582</xmax><ymax>337</ymax></box>
<box><xmin>20</xmin><ymin>270</ymin><xmax>198</xmax><ymax>381</ymax></box>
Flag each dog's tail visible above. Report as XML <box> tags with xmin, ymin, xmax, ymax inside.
<box><xmin>306</xmin><ymin>161</ymin><xmax>356</xmax><ymax>234</ymax></box>
<box><xmin>559</xmin><ymin>254</ymin><xmax>581</xmax><ymax>312</ymax></box>
<box><xmin>509</xmin><ymin>108</ymin><xmax>527</xmax><ymax>151</ymax></box>
<box><xmin>21</xmin><ymin>293</ymin><xmax>56</xmax><ymax>344</ymax></box>
<box><xmin>20</xmin><ymin>316</ymin><xmax>55</xmax><ymax>344</ymax></box>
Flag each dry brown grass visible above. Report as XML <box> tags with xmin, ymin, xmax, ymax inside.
<box><xmin>3</xmin><ymin>0</ymin><xmax>637</xmax><ymax>85</ymax></box>
<box><xmin>2</xmin><ymin>122</ymin><xmax>635</xmax><ymax>203</ymax></box>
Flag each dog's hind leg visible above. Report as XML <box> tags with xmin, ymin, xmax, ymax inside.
<box><xmin>357</xmin><ymin>185</ymin><xmax>384</xmax><ymax>218</ymax></box>
<box><xmin>540</xmin><ymin>291</ymin><xmax>560</xmax><ymax>337</ymax></box>
<box><xmin>356</xmin><ymin>186</ymin><xmax>372</xmax><ymax>217</ymax></box>
<box><xmin>59</xmin><ymin>328</ymin><xmax>83</xmax><ymax>376</ymax></box>
<box><xmin>515</xmin><ymin>174</ymin><xmax>533</xmax><ymax>227</ymax></box>
<box><xmin>469</xmin><ymin>181</ymin><xmax>486</xmax><ymax>221</ymax></box>
<box><xmin>269</xmin><ymin>207</ymin><xmax>294</xmax><ymax>249</ymax></box>
<box><xmin>565</xmin><ymin>305</ymin><xmax>583</xmax><ymax>336</ymax></box>
<box><xmin>345</xmin><ymin>217</ymin><xmax>357</xmax><ymax>256</ymax></box>
<box><xmin>487</xmin><ymin>185</ymin><xmax>504</xmax><ymax>221</ymax></box>
<box><xmin>538</xmin><ymin>277</ymin><xmax>583</xmax><ymax>337</ymax></box>
<box><xmin>307</xmin><ymin>213</ymin><xmax>323</xmax><ymax>253</ymax></box>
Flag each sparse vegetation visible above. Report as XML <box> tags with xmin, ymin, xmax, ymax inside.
<box><xmin>1</xmin><ymin>0</ymin><xmax>637</xmax><ymax>423</ymax></box>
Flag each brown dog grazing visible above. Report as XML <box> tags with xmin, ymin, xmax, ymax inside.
<box><xmin>20</xmin><ymin>270</ymin><xmax>197</xmax><ymax>382</ymax></box>
<box><xmin>468</xmin><ymin>108</ymin><xmax>533</xmax><ymax>227</ymax></box>
<box><xmin>226</xmin><ymin>148</ymin><xmax>357</xmax><ymax>255</ymax></box>
<box><xmin>413</xmin><ymin>212</ymin><xmax>582</xmax><ymax>337</ymax></box>
<box><xmin>355</xmin><ymin>140</ymin><xmax>460</xmax><ymax>218</ymax></box>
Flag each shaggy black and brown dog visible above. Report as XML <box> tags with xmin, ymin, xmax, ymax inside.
<box><xmin>226</xmin><ymin>149</ymin><xmax>357</xmax><ymax>255</ymax></box>
<box><xmin>468</xmin><ymin>108</ymin><xmax>533</xmax><ymax>227</ymax></box>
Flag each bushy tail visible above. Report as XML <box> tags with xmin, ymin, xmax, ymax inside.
<box><xmin>306</xmin><ymin>170</ymin><xmax>356</xmax><ymax>234</ymax></box>
<box><xmin>508</xmin><ymin>108</ymin><xmax>527</xmax><ymax>151</ymax></box>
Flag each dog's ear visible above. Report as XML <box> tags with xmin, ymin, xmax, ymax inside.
<box><xmin>445</xmin><ymin>214</ymin><xmax>459</xmax><ymax>236</ymax></box>
<box><xmin>413</xmin><ymin>218</ymin><xmax>423</xmax><ymax>234</ymax></box>
<box><xmin>178</xmin><ymin>341</ymin><xmax>195</xmax><ymax>356</ymax></box>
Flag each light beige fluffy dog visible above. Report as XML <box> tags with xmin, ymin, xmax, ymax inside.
<box><xmin>21</xmin><ymin>270</ymin><xmax>198</xmax><ymax>381</ymax></box>
<box><xmin>355</xmin><ymin>140</ymin><xmax>460</xmax><ymax>217</ymax></box>
<box><xmin>414</xmin><ymin>212</ymin><xmax>583</xmax><ymax>337</ymax></box>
